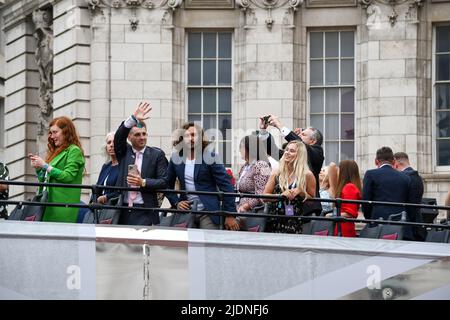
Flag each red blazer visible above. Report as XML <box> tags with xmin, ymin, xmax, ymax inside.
<box><xmin>334</xmin><ymin>183</ymin><xmax>361</xmax><ymax>237</ymax></box>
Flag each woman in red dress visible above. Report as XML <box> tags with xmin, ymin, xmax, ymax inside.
<box><xmin>333</xmin><ymin>160</ymin><xmax>362</xmax><ymax>237</ymax></box>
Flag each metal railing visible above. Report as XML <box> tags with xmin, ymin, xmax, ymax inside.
<box><xmin>1</xmin><ymin>180</ymin><xmax>450</xmax><ymax>237</ymax></box>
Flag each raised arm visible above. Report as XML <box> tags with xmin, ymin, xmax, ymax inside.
<box><xmin>257</xmin><ymin>117</ymin><xmax>284</xmax><ymax>160</ymax></box>
<box><xmin>114</xmin><ymin>102</ymin><xmax>152</xmax><ymax>161</ymax></box>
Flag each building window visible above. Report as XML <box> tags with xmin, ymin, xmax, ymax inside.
<box><xmin>187</xmin><ymin>31</ymin><xmax>232</xmax><ymax>166</ymax></box>
<box><xmin>308</xmin><ymin>31</ymin><xmax>355</xmax><ymax>164</ymax></box>
<box><xmin>435</xmin><ymin>25</ymin><xmax>450</xmax><ymax>166</ymax></box>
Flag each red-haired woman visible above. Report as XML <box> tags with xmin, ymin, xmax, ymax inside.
<box><xmin>29</xmin><ymin>116</ymin><xmax>85</xmax><ymax>222</ymax></box>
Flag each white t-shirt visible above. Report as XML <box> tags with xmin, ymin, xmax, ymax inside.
<box><xmin>184</xmin><ymin>158</ymin><xmax>205</xmax><ymax>211</ymax></box>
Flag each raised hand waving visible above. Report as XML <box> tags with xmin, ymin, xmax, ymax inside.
<box><xmin>133</xmin><ymin>101</ymin><xmax>152</xmax><ymax>122</ymax></box>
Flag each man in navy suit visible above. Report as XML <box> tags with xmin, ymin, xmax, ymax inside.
<box><xmin>165</xmin><ymin>122</ymin><xmax>239</xmax><ymax>230</ymax></box>
<box><xmin>362</xmin><ymin>146</ymin><xmax>414</xmax><ymax>239</ymax></box>
<box><xmin>394</xmin><ymin>152</ymin><xmax>426</xmax><ymax>241</ymax></box>
<box><xmin>115</xmin><ymin>102</ymin><xmax>168</xmax><ymax>226</ymax></box>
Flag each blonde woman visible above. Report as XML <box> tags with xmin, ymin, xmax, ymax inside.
<box><xmin>264</xmin><ymin>140</ymin><xmax>316</xmax><ymax>234</ymax></box>
<box><xmin>90</xmin><ymin>132</ymin><xmax>119</xmax><ymax>204</ymax></box>
<box><xmin>319</xmin><ymin>162</ymin><xmax>338</xmax><ymax>213</ymax></box>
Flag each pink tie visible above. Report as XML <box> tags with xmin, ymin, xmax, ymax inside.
<box><xmin>128</xmin><ymin>151</ymin><xmax>142</xmax><ymax>207</ymax></box>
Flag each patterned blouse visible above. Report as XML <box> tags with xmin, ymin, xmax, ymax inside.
<box><xmin>236</xmin><ymin>160</ymin><xmax>271</xmax><ymax>211</ymax></box>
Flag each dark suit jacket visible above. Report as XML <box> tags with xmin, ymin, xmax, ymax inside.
<box><xmin>362</xmin><ymin>165</ymin><xmax>414</xmax><ymax>239</ymax></box>
<box><xmin>165</xmin><ymin>150</ymin><xmax>236</xmax><ymax>225</ymax></box>
<box><xmin>264</xmin><ymin>131</ymin><xmax>324</xmax><ymax>197</ymax></box>
<box><xmin>402</xmin><ymin>167</ymin><xmax>425</xmax><ymax>240</ymax></box>
<box><xmin>114</xmin><ymin>121</ymin><xmax>168</xmax><ymax>224</ymax></box>
<box><xmin>402</xmin><ymin>167</ymin><xmax>424</xmax><ymax>206</ymax></box>
<box><xmin>90</xmin><ymin>161</ymin><xmax>119</xmax><ymax>203</ymax></box>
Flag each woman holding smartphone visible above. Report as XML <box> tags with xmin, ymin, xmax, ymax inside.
<box><xmin>29</xmin><ymin>116</ymin><xmax>85</xmax><ymax>223</ymax></box>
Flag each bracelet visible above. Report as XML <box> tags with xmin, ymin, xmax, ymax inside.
<box><xmin>131</xmin><ymin>114</ymin><xmax>143</xmax><ymax>128</ymax></box>
<box><xmin>43</xmin><ymin>163</ymin><xmax>49</xmax><ymax>171</ymax></box>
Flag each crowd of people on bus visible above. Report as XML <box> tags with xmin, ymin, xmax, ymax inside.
<box><xmin>0</xmin><ymin>101</ymin><xmax>448</xmax><ymax>241</ymax></box>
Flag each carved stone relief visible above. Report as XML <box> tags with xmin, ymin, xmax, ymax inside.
<box><xmin>236</xmin><ymin>0</ymin><xmax>303</xmax><ymax>30</ymax></box>
<box><xmin>86</xmin><ymin>0</ymin><xmax>183</xmax><ymax>30</ymax></box>
<box><xmin>32</xmin><ymin>9</ymin><xmax>54</xmax><ymax>153</ymax></box>
<box><xmin>184</xmin><ymin>0</ymin><xmax>235</xmax><ymax>9</ymax></box>
<box><xmin>306</xmin><ymin>0</ymin><xmax>357</xmax><ymax>7</ymax></box>
<box><xmin>359</xmin><ymin>0</ymin><xmax>424</xmax><ymax>26</ymax></box>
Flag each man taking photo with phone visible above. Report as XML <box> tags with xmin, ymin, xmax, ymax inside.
<box><xmin>114</xmin><ymin>102</ymin><xmax>168</xmax><ymax>226</ymax></box>
<box><xmin>258</xmin><ymin>115</ymin><xmax>324</xmax><ymax>201</ymax></box>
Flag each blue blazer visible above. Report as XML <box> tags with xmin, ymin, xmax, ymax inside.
<box><xmin>165</xmin><ymin>151</ymin><xmax>236</xmax><ymax>225</ymax></box>
<box><xmin>362</xmin><ymin>165</ymin><xmax>414</xmax><ymax>239</ymax></box>
<box><xmin>90</xmin><ymin>161</ymin><xmax>119</xmax><ymax>203</ymax></box>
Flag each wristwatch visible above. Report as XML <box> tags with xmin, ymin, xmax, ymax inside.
<box><xmin>141</xmin><ymin>178</ymin><xmax>146</xmax><ymax>188</ymax></box>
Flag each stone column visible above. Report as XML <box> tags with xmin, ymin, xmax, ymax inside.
<box><xmin>88</xmin><ymin>0</ymin><xmax>182</xmax><ymax>180</ymax></box>
<box><xmin>32</xmin><ymin>8</ymin><xmax>54</xmax><ymax>156</ymax></box>
<box><xmin>0</xmin><ymin>9</ymin><xmax>5</xmax><ymax>161</ymax></box>
<box><xmin>53</xmin><ymin>0</ymin><xmax>91</xmax><ymax>195</ymax></box>
<box><xmin>357</xmin><ymin>0</ymin><xmax>425</xmax><ymax>172</ymax></box>
<box><xmin>171</xmin><ymin>10</ymin><xmax>186</xmax><ymax>153</ymax></box>
<box><xmin>234</xmin><ymin>0</ymin><xmax>303</xmax><ymax>165</ymax></box>
<box><xmin>3</xmin><ymin>11</ymin><xmax>40</xmax><ymax>199</ymax></box>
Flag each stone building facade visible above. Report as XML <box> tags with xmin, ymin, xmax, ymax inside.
<box><xmin>0</xmin><ymin>0</ymin><xmax>449</xmax><ymax>212</ymax></box>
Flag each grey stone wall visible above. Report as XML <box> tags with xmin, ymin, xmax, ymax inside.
<box><xmin>2</xmin><ymin>2</ymin><xmax>40</xmax><ymax>199</ymax></box>
<box><xmin>89</xmin><ymin>4</ymin><xmax>178</xmax><ymax>182</ymax></box>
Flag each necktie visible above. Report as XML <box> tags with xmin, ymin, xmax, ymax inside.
<box><xmin>128</xmin><ymin>151</ymin><xmax>142</xmax><ymax>207</ymax></box>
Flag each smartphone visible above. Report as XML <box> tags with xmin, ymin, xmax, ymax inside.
<box><xmin>128</xmin><ymin>164</ymin><xmax>139</xmax><ymax>175</ymax></box>
<box><xmin>262</xmin><ymin>115</ymin><xmax>271</xmax><ymax>124</ymax></box>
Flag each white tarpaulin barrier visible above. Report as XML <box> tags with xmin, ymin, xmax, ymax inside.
<box><xmin>1</xmin><ymin>220</ymin><xmax>450</xmax><ymax>300</ymax></box>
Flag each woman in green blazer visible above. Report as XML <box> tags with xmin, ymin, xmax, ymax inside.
<box><xmin>29</xmin><ymin>116</ymin><xmax>85</xmax><ymax>223</ymax></box>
